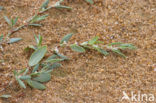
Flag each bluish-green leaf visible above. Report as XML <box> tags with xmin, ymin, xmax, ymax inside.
<box><xmin>45</xmin><ymin>59</ymin><xmax>63</xmax><ymax>63</ymax></box>
<box><xmin>18</xmin><ymin>68</ymin><xmax>27</xmax><ymax>75</ymax></box>
<box><xmin>47</xmin><ymin>63</ymin><xmax>62</xmax><ymax>70</ymax></box>
<box><xmin>29</xmin><ymin>24</ymin><xmax>42</xmax><ymax>27</ymax></box>
<box><xmin>20</xmin><ymin>75</ymin><xmax>31</xmax><ymax>80</ymax></box>
<box><xmin>4</xmin><ymin>16</ymin><xmax>11</xmax><ymax>26</ymax></box>
<box><xmin>8</xmin><ymin>38</ymin><xmax>22</xmax><ymax>44</ymax></box>
<box><xmin>0</xmin><ymin>34</ymin><xmax>3</xmax><ymax>42</ymax></box>
<box><xmin>112</xmin><ymin>49</ymin><xmax>126</xmax><ymax>58</ymax></box>
<box><xmin>32</xmin><ymin>64</ymin><xmax>40</xmax><ymax>73</ymax></box>
<box><xmin>26</xmin><ymin>79</ymin><xmax>46</xmax><ymax>90</ymax></box>
<box><xmin>40</xmin><ymin>0</ymin><xmax>49</xmax><ymax>11</ymax></box>
<box><xmin>107</xmin><ymin>42</ymin><xmax>122</xmax><ymax>46</ymax></box>
<box><xmin>23</xmin><ymin>68</ymin><xmax>29</xmax><ymax>75</ymax></box>
<box><xmin>60</xmin><ymin>33</ymin><xmax>73</xmax><ymax>44</ymax></box>
<box><xmin>55</xmin><ymin>52</ymin><xmax>68</xmax><ymax>60</ymax></box>
<box><xmin>33</xmin><ymin>73</ymin><xmax>51</xmax><ymax>83</ymax></box>
<box><xmin>30</xmin><ymin>14</ymin><xmax>48</xmax><ymax>23</ymax></box>
<box><xmin>85</xmin><ymin>0</ymin><xmax>94</xmax><ymax>4</ymax></box>
<box><xmin>46</xmin><ymin>54</ymin><xmax>58</xmax><ymax>61</ymax></box>
<box><xmin>0</xmin><ymin>95</ymin><xmax>11</xmax><ymax>98</ymax></box>
<box><xmin>17</xmin><ymin>78</ymin><xmax>26</xmax><ymax>89</ymax></box>
<box><xmin>70</xmin><ymin>44</ymin><xmax>85</xmax><ymax>53</ymax></box>
<box><xmin>119</xmin><ymin>44</ymin><xmax>137</xmax><ymax>50</ymax></box>
<box><xmin>88</xmin><ymin>36</ymin><xmax>99</xmax><ymax>45</ymax></box>
<box><xmin>97</xmin><ymin>48</ymin><xmax>109</xmax><ymax>56</ymax></box>
<box><xmin>55</xmin><ymin>5</ymin><xmax>72</xmax><ymax>10</ymax></box>
<box><xmin>29</xmin><ymin>46</ymin><xmax>47</xmax><ymax>66</ymax></box>
<box><xmin>12</xmin><ymin>17</ymin><xmax>18</xmax><ymax>26</ymax></box>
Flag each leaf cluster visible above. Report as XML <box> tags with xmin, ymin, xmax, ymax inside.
<box><xmin>14</xmin><ymin>35</ymin><xmax>67</xmax><ymax>90</ymax></box>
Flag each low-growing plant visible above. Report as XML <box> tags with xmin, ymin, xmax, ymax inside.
<box><xmin>4</xmin><ymin>16</ymin><xmax>18</xmax><ymax>28</ymax></box>
<box><xmin>39</xmin><ymin>0</ymin><xmax>72</xmax><ymax>13</ymax></box>
<box><xmin>14</xmin><ymin>35</ymin><xmax>68</xmax><ymax>90</ymax></box>
<box><xmin>60</xmin><ymin>34</ymin><xmax>137</xmax><ymax>58</ymax></box>
<box><xmin>6</xmin><ymin>0</ymin><xmax>71</xmax><ymax>37</ymax></box>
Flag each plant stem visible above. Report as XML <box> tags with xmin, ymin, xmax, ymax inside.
<box><xmin>7</xmin><ymin>24</ymin><xmax>27</xmax><ymax>37</ymax></box>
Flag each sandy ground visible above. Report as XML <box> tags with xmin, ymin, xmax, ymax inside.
<box><xmin>0</xmin><ymin>0</ymin><xmax>156</xmax><ymax>103</ymax></box>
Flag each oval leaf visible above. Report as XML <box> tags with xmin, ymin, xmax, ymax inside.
<box><xmin>60</xmin><ymin>33</ymin><xmax>73</xmax><ymax>44</ymax></box>
<box><xmin>45</xmin><ymin>59</ymin><xmax>63</xmax><ymax>63</ymax></box>
<box><xmin>8</xmin><ymin>38</ymin><xmax>22</xmax><ymax>44</ymax></box>
<box><xmin>70</xmin><ymin>44</ymin><xmax>85</xmax><ymax>53</ymax></box>
<box><xmin>29</xmin><ymin>46</ymin><xmax>47</xmax><ymax>66</ymax></box>
<box><xmin>17</xmin><ymin>78</ymin><xmax>26</xmax><ymax>89</ymax></box>
<box><xmin>26</xmin><ymin>79</ymin><xmax>46</xmax><ymax>90</ymax></box>
<box><xmin>33</xmin><ymin>73</ymin><xmax>51</xmax><ymax>83</ymax></box>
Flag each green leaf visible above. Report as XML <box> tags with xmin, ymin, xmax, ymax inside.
<box><xmin>33</xmin><ymin>73</ymin><xmax>51</xmax><ymax>83</ymax></box>
<box><xmin>88</xmin><ymin>36</ymin><xmax>99</xmax><ymax>45</ymax></box>
<box><xmin>0</xmin><ymin>95</ymin><xmax>11</xmax><ymax>98</ymax></box>
<box><xmin>45</xmin><ymin>59</ymin><xmax>63</xmax><ymax>63</ymax></box>
<box><xmin>112</xmin><ymin>49</ymin><xmax>126</xmax><ymax>58</ymax></box>
<box><xmin>119</xmin><ymin>44</ymin><xmax>137</xmax><ymax>50</ymax></box>
<box><xmin>17</xmin><ymin>78</ymin><xmax>26</xmax><ymax>89</ymax></box>
<box><xmin>29</xmin><ymin>46</ymin><xmax>47</xmax><ymax>66</ymax></box>
<box><xmin>40</xmin><ymin>0</ymin><xmax>49</xmax><ymax>11</ymax></box>
<box><xmin>12</xmin><ymin>17</ymin><xmax>18</xmax><ymax>26</ymax></box>
<box><xmin>20</xmin><ymin>75</ymin><xmax>31</xmax><ymax>80</ymax></box>
<box><xmin>4</xmin><ymin>16</ymin><xmax>11</xmax><ymax>26</ymax></box>
<box><xmin>34</xmin><ymin>34</ymin><xmax>42</xmax><ymax>47</ymax></box>
<box><xmin>18</xmin><ymin>68</ymin><xmax>27</xmax><ymax>75</ymax></box>
<box><xmin>32</xmin><ymin>64</ymin><xmax>40</xmax><ymax>73</ymax></box>
<box><xmin>26</xmin><ymin>79</ymin><xmax>46</xmax><ymax>90</ymax></box>
<box><xmin>55</xmin><ymin>5</ymin><xmax>72</xmax><ymax>10</ymax></box>
<box><xmin>60</xmin><ymin>33</ymin><xmax>73</xmax><ymax>44</ymax></box>
<box><xmin>38</xmin><ymin>35</ymin><xmax>42</xmax><ymax>47</ymax></box>
<box><xmin>95</xmin><ymin>41</ymin><xmax>104</xmax><ymax>44</ymax></box>
<box><xmin>24</xmin><ymin>45</ymin><xmax>37</xmax><ymax>52</ymax></box>
<box><xmin>30</xmin><ymin>14</ymin><xmax>48</xmax><ymax>23</ymax></box>
<box><xmin>96</xmin><ymin>48</ymin><xmax>109</xmax><ymax>55</ymax></box>
<box><xmin>23</xmin><ymin>68</ymin><xmax>29</xmax><ymax>75</ymax></box>
<box><xmin>46</xmin><ymin>54</ymin><xmax>58</xmax><ymax>61</ymax></box>
<box><xmin>107</xmin><ymin>42</ymin><xmax>122</xmax><ymax>46</ymax></box>
<box><xmin>0</xmin><ymin>34</ymin><xmax>3</xmax><ymax>42</ymax></box>
<box><xmin>47</xmin><ymin>63</ymin><xmax>62</xmax><ymax>70</ymax></box>
<box><xmin>29</xmin><ymin>24</ymin><xmax>42</xmax><ymax>27</ymax></box>
<box><xmin>8</xmin><ymin>38</ymin><xmax>22</xmax><ymax>44</ymax></box>
<box><xmin>55</xmin><ymin>52</ymin><xmax>68</xmax><ymax>60</ymax></box>
<box><xmin>85</xmin><ymin>0</ymin><xmax>94</xmax><ymax>4</ymax></box>
<box><xmin>70</xmin><ymin>44</ymin><xmax>85</xmax><ymax>53</ymax></box>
